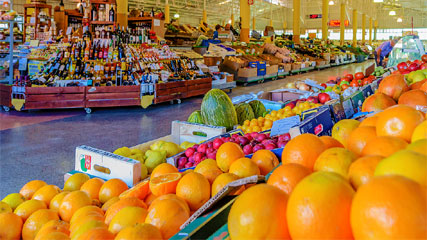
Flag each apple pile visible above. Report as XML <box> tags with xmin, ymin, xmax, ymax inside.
<box><xmin>177</xmin><ymin>132</ymin><xmax>291</xmax><ymax>169</ymax></box>
<box><xmin>323</xmin><ymin>72</ymin><xmax>376</xmax><ymax>91</ymax></box>
<box><xmin>396</xmin><ymin>57</ymin><xmax>427</xmax><ymax>75</ymax></box>
<box><xmin>285</xmin><ymin>93</ymin><xmax>331</xmax><ymax>109</ymax></box>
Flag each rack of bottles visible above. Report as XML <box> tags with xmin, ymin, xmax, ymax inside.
<box><xmin>89</xmin><ymin>0</ymin><xmax>116</xmax><ymax>29</ymax></box>
<box><xmin>23</xmin><ymin>3</ymin><xmax>52</xmax><ymax>42</ymax></box>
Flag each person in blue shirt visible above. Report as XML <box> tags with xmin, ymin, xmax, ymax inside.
<box><xmin>213</xmin><ymin>25</ymin><xmax>221</xmax><ymax>39</ymax></box>
<box><xmin>375</xmin><ymin>38</ymin><xmax>400</xmax><ymax>66</ymax></box>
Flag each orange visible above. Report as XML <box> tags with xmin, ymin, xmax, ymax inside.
<box><xmin>22</xmin><ymin>209</ymin><xmax>59</xmax><ymax>240</ymax></box>
<box><xmin>58</xmin><ymin>190</ymin><xmax>92</xmax><ymax>222</ymax></box>
<box><xmin>80</xmin><ymin>178</ymin><xmax>105</xmax><ymax>200</ymax></box>
<box><xmin>148</xmin><ymin>194</ymin><xmax>190</xmax><ymax>215</ymax></box>
<box><xmin>264</xmin><ymin>119</ymin><xmax>273</xmax><ymax>128</ymax></box>
<box><xmin>376</xmin><ymin>104</ymin><xmax>425</xmax><ymax>142</ymax></box>
<box><xmin>281</xmin><ymin>134</ymin><xmax>326</xmax><ymax>170</ymax></box>
<box><xmin>0</xmin><ymin>212</ymin><xmax>23</xmax><ymax>240</ymax></box>
<box><xmin>176</xmin><ymin>172</ymin><xmax>210</xmax><ymax>211</ymax></box>
<box><xmin>319</xmin><ymin>136</ymin><xmax>344</xmax><ymax>149</ymax></box>
<box><xmin>398</xmin><ymin>89</ymin><xmax>427</xmax><ymax>108</ymax></box>
<box><xmin>144</xmin><ymin>193</ymin><xmax>157</xmax><ymax>207</ymax></box>
<box><xmin>63</xmin><ymin>173</ymin><xmax>89</xmax><ymax>191</ymax></box>
<box><xmin>359</xmin><ymin>115</ymin><xmax>378</xmax><ymax>127</ymax></box>
<box><xmin>267</xmin><ymin>163</ymin><xmax>311</xmax><ymax>195</ymax></box>
<box><xmin>70</xmin><ymin>205</ymin><xmax>104</xmax><ymax>226</ymax></box>
<box><xmin>36</xmin><ymin>231</ymin><xmax>69</xmax><ymax>240</ymax></box>
<box><xmin>145</xmin><ymin>198</ymin><xmax>190</xmax><ymax>239</ymax></box>
<box><xmin>14</xmin><ymin>199</ymin><xmax>47</xmax><ymax>221</ymax></box>
<box><xmin>34</xmin><ymin>220</ymin><xmax>69</xmax><ymax>240</ymax></box>
<box><xmin>361</xmin><ymin>92</ymin><xmax>396</xmax><ymax>112</ymax></box>
<box><xmin>362</xmin><ymin>136</ymin><xmax>408</xmax><ymax>157</ymax></box>
<box><xmin>287</xmin><ymin>171</ymin><xmax>355</xmax><ymax>239</ymax></box>
<box><xmin>149</xmin><ymin>173</ymin><xmax>181</xmax><ymax>196</ymax></box>
<box><xmin>151</xmin><ymin>163</ymin><xmax>178</xmax><ymax>178</ymax></box>
<box><xmin>105</xmin><ymin>197</ymin><xmax>147</xmax><ymax>225</ymax></box>
<box><xmin>211</xmin><ymin>173</ymin><xmax>240</xmax><ymax>196</ymax></box>
<box><xmin>314</xmin><ymin>147</ymin><xmax>357</xmax><ymax>178</ymax></box>
<box><xmin>229</xmin><ymin>157</ymin><xmax>260</xmax><ymax>178</ymax></box>
<box><xmin>407</xmin><ymin>139</ymin><xmax>427</xmax><ymax>156</ymax></box>
<box><xmin>412</xmin><ymin>120</ymin><xmax>427</xmax><ymax>143</ymax></box>
<box><xmin>70</xmin><ymin>220</ymin><xmax>107</xmax><ymax>239</ymax></box>
<box><xmin>347</xmin><ymin>126</ymin><xmax>377</xmax><ymax>156</ymax></box>
<box><xmin>228</xmin><ymin>184</ymin><xmax>290</xmax><ymax>239</ymax></box>
<box><xmin>77</xmin><ymin>227</ymin><xmax>115</xmax><ymax>240</ymax></box>
<box><xmin>250</xmin><ymin>150</ymin><xmax>280</xmax><ymax>175</ymax></box>
<box><xmin>119</xmin><ymin>179</ymin><xmax>150</xmax><ymax>200</ymax></box>
<box><xmin>32</xmin><ymin>185</ymin><xmax>61</xmax><ymax>206</ymax></box>
<box><xmin>348</xmin><ymin>155</ymin><xmax>384</xmax><ymax>189</ymax></box>
<box><xmin>351</xmin><ymin>175</ymin><xmax>427</xmax><ymax>239</ymax></box>
<box><xmin>331</xmin><ymin>119</ymin><xmax>361</xmax><ymax>147</ymax></box>
<box><xmin>377</xmin><ymin>74</ymin><xmax>409</xmax><ymax>101</ymax></box>
<box><xmin>194</xmin><ymin>159</ymin><xmax>223</xmax><ymax>184</ymax></box>
<box><xmin>114</xmin><ymin>223</ymin><xmax>162</xmax><ymax>240</ymax></box>
<box><xmin>109</xmin><ymin>206</ymin><xmax>148</xmax><ymax>234</ymax></box>
<box><xmin>20</xmin><ymin>180</ymin><xmax>47</xmax><ymax>199</ymax></box>
<box><xmin>101</xmin><ymin>196</ymin><xmax>120</xmax><ymax>212</ymax></box>
<box><xmin>216</xmin><ymin>142</ymin><xmax>245</xmax><ymax>172</ymax></box>
<box><xmin>49</xmin><ymin>192</ymin><xmax>69</xmax><ymax>212</ymax></box>
<box><xmin>99</xmin><ymin>178</ymin><xmax>129</xmax><ymax>204</ymax></box>
<box><xmin>374</xmin><ymin>149</ymin><xmax>427</xmax><ymax>186</ymax></box>
<box><xmin>2</xmin><ymin>193</ymin><xmax>25</xmax><ymax>210</ymax></box>
<box><xmin>0</xmin><ymin>202</ymin><xmax>12</xmax><ymax>213</ymax></box>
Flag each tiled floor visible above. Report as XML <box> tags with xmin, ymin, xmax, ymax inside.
<box><xmin>0</xmin><ymin>60</ymin><xmax>374</xmax><ymax>197</ymax></box>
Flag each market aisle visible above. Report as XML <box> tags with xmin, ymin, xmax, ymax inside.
<box><xmin>0</xmin><ymin>60</ymin><xmax>374</xmax><ymax>197</ymax></box>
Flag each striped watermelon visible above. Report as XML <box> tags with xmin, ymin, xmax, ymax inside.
<box><xmin>201</xmin><ymin>89</ymin><xmax>237</xmax><ymax>130</ymax></box>
<box><xmin>187</xmin><ymin>110</ymin><xmax>204</xmax><ymax>124</ymax></box>
<box><xmin>235</xmin><ymin>103</ymin><xmax>255</xmax><ymax>125</ymax></box>
<box><xmin>249</xmin><ymin>100</ymin><xmax>267</xmax><ymax>118</ymax></box>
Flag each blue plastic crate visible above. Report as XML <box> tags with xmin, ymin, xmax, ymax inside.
<box><xmin>201</xmin><ymin>39</ymin><xmax>221</xmax><ymax>47</ymax></box>
<box><xmin>257</xmin><ymin>68</ymin><xmax>266</xmax><ymax>76</ymax></box>
<box><xmin>257</xmin><ymin>99</ymin><xmax>286</xmax><ymax>111</ymax></box>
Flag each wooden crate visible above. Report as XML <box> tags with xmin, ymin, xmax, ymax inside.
<box><xmin>185</xmin><ymin>78</ymin><xmax>212</xmax><ymax>98</ymax></box>
<box><xmin>154</xmin><ymin>81</ymin><xmax>186</xmax><ymax>104</ymax></box>
<box><xmin>0</xmin><ymin>84</ymin><xmax>12</xmax><ymax>107</ymax></box>
<box><xmin>85</xmin><ymin>85</ymin><xmax>140</xmax><ymax>108</ymax></box>
<box><xmin>23</xmin><ymin>86</ymin><xmax>85</xmax><ymax>109</ymax></box>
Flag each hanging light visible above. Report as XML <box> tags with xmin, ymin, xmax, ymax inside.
<box><xmin>397</xmin><ymin>17</ymin><xmax>402</xmax><ymax>22</ymax></box>
<box><xmin>228</xmin><ymin>19</ymin><xmax>232</xmax><ymax>24</ymax></box>
<box><xmin>389</xmin><ymin>10</ymin><xmax>396</xmax><ymax>16</ymax></box>
<box><xmin>174</xmin><ymin>13</ymin><xmax>180</xmax><ymax>18</ymax></box>
<box><xmin>373</xmin><ymin>0</ymin><xmax>383</xmax><ymax>2</ymax></box>
<box><xmin>329</xmin><ymin>0</ymin><xmax>334</xmax><ymax>5</ymax></box>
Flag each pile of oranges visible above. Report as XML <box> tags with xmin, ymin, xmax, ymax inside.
<box><xmin>228</xmin><ymin>104</ymin><xmax>427</xmax><ymax>239</ymax></box>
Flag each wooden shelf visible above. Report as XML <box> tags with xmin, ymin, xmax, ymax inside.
<box><xmin>90</xmin><ymin>0</ymin><xmax>116</xmax><ymax>4</ymax></box>
<box><xmin>90</xmin><ymin>21</ymin><xmax>115</xmax><ymax>25</ymax></box>
<box><xmin>23</xmin><ymin>3</ymin><xmax>52</xmax><ymax>9</ymax></box>
<box><xmin>128</xmin><ymin>17</ymin><xmax>161</xmax><ymax>22</ymax></box>
<box><xmin>25</xmin><ymin>22</ymin><xmax>50</xmax><ymax>26</ymax></box>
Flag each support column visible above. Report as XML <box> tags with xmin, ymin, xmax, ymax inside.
<box><xmin>352</xmin><ymin>9</ymin><xmax>357</xmax><ymax>47</ymax></box>
<box><xmin>283</xmin><ymin>8</ymin><xmax>287</xmax><ymax>31</ymax></box>
<box><xmin>231</xmin><ymin>13</ymin><xmax>235</xmax><ymax>26</ymax></box>
<box><xmin>374</xmin><ymin>20</ymin><xmax>378</xmax><ymax>41</ymax></box>
<box><xmin>361</xmin><ymin>13</ymin><xmax>366</xmax><ymax>44</ymax></box>
<box><xmin>253</xmin><ymin>17</ymin><xmax>256</xmax><ymax>30</ymax></box>
<box><xmin>165</xmin><ymin>0</ymin><xmax>170</xmax><ymax>24</ymax></box>
<box><xmin>369</xmin><ymin>17</ymin><xmax>373</xmax><ymax>45</ymax></box>
<box><xmin>117</xmin><ymin>0</ymin><xmax>128</xmax><ymax>28</ymax></box>
<box><xmin>269</xmin><ymin>2</ymin><xmax>273</xmax><ymax>27</ymax></box>
<box><xmin>240</xmin><ymin>0</ymin><xmax>250</xmax><ymax>43</ymax></box>
<box><xmin>293</xmin><ymin>0</ymin><xmax>301</xmax><ymax>43</ymax></box>
<box><xmin>340</xmin><ymin>3</ymin><xmax>345</xmax><ymax>46</ymax></box>
<box><xmin>322</xmin><ymin>0</ymin><xmax>328</xmax><ymax>41</ymax></box>
<box><xmin>203</xmin><ymin>0</ymin><xmax>207</xmax><ymax>23</ymax></box>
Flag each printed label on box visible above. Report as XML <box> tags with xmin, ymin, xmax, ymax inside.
<box><xmin>270</xmin><ymin>115</ymin><xmax>301</xmax><ymax>136</ymax></box>
<box><xmin>342</xmin><ymin>98</ymin><xmax>355</xmax><ymax>118</ymax></box>
<box><xmin>361</xmin><ymin>85</ymin><xmax>374</xmax><ymax>98</ymax></box>
<box><xmin>350</xmin><ymin>91</ymin><xmax>365</xmax><ymax>113</ymax></box>
<box><xmin>289</xmin><ymin>108</ymin><xmax>334</xmax><ymax>137</ymax></box>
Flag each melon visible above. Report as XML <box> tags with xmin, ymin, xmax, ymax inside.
<box><xmin>235</xmin><ymin>103</ymin><xmax>255</xmax><ymax>125</ymax></box>
<box><xmin>377</xmin><ymin>74</ymin><xmax>409</xmax><ymax>101</ymax></box>
<box><xmin>201</xmin><ymin>89</ymin><xmax>238</xmax><ymax>130</ymax></box>
<box><xmin>361</xmin><ymin>93</ymin><xmax>396</xmax><ymax>112</ymax></box>
<box><xmin>249</xmin><ymin>100</ymin><xmax>267</xmax><ymax>118</ymax></box>
<box><xmin>187</xmin><ymin>110</ymin><xmax>204</xmax><ymax>124</ymax></box>
<box><xmin>398</xmin><ymin>90</ymin><xmax>427</xmax><ymax>108</ymax></box>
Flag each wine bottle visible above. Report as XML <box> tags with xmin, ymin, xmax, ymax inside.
<box><xmin>91</xmin><ymin>4</ymin><xmax>97</xmax><ymax>21</ymax></box>
<box><xmin>109</xmin><ymin>6</ymin><xmax>115</xmax><ymax>22</ymax></box>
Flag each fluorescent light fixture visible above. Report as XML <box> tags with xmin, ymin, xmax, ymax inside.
<box><xmin>174</xmin><ymin>13</ymin><xmax>180</xmax><ymax>18</ymax></box>
<box><xmin>389</xmin><ymin>10</ymin><xmax>396</xmax><ymax>16</ymax></box>
<box><xmin>329</xmin><ymin>1</ymin><xmax>334</xmax><ymax>5</ymax></box>
<box><xmin>373</xmin><ymin>0</ymin><xmax>383</xmax><ymax>2</ymax></box>
<box><xmin>228</xmin><ymin>19</ymin><xmax>232</xmax><ymax>24</ymax></box>
<box><xmin>397</xmin><ymin>17</ymin><xmax>402</xmax><ymax>22</ymax></box>
<box><xmin>219</xmin><ymin>0</ymin><xmax>231</xmax><ymax>5</ymax></box>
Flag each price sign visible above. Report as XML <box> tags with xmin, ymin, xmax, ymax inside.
<box><xmin>248</xmin><ymin>0</ymin><xmax>254</xmax><ymax>5</ymax></box>
<box><xmin>270</xmin><ymin>115</ymin><xmax>301</xmax><ymax>137</ymax></box>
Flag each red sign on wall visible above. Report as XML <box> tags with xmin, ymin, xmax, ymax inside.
<box><xmin>329</xmin><ymin>20</ymin><xmax>349</xmax><ymax>27</ymax></box>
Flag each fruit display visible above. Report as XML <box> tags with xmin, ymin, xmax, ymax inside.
<box><xmin>372</xmin><ymin>66</ymin><xmax>390</xmax><ymax>77</ymax></box>
<box><xmin>396</xmin><ymin>56</ymin><xmax>427</xmax><ymax>75</ymax></box>
<box><xmin>323</xmin><ymin>72</ymin><xmax>376</xmax><ymax>97</ymax></box>
<box><xmin>199</xmin><ymin>89</ymin><xmax>238</xmax><ymax>131</ymax></box>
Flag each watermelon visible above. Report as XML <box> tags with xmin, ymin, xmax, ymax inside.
<box><xmin>187</xmin><ymin>110</ymin><xmax>204</xmax><ymax>124</ymax></box>
<box><xmin>249</xmin><ymin>100</ymin><xmax>267</xmax><ymax>118</ymax></box>
<box><xmin>201</xmin><ymin>89</ymin><xmax>238</xmax><ymax>130</ymax></box>
<box><xmin>235</xmin><ymin>103</ymin><xmax>255</xmax><ymax>125</ymax></box>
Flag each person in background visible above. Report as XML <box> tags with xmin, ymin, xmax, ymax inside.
<box><xmin>375</xmin><ymin>37</ymin><xmax>400</xmax><ymax>66</ymax></box>
<box><xmin>224</xmin><ymin>24</ymin><xmax>236</xmax><ymax>41</ymax></box>
<box><xmin>213</xmin><ymin>25</ymin><xmax>221</xmax><ymax>40</ymax></box>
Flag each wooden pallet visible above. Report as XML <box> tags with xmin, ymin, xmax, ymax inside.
<box><xmin>85</xmin><ymin>85</ymin><xmax>140</xmax><ymax>108</ymax></box>
<box><xmin>23</xmin><ymin>86</ymin><xmax>85</xmax><ymax>109</ymax></box>
<box><xmin>185</xmin><ymin>78</ymin><xmax>212</xmax><ymax>98</ymax></box>
<box><xmin>0</xmin><ymin>84</ymin><xmax>12</xmax><ymax>107</ymax></box>
<box><xmin>154</xmin><ymin>81</ymin><xmax>186</xmax><ymax>104</ymax></box>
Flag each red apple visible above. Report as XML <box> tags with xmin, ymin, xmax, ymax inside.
<box><xmin>256</xmin><ymin>133</ymin><xmax>268</xmax><ymax>142</ymax></box>
<box><xmin>318</xmin><ymin>93</ymin><xmax>331</xmax><ymax>104</ymax></box>
<box><xmin>408</xmin><ymin>63</ymin><xmax>419</xmax><ymax>72</ymax></box>
<box><xmin>321</xmin><ymin>83</ymin><xmax>327</xmax><ymax>88</ymax></box>
<box><xmin>207</xmin><ymin>141</ymin><xmax>213</xmax><ymax>149</ymax></box>
<box><xmin>213</xmin><ymin>138</ymin><xmax>224</xmax><ymax>149</ymax></box>
<box><xmin>206</xmin><ymin>150</ymin><xmax>217</xmax><ymax>160</ymax></box>
<box><xmin>306</xmin><ymin>96</ymin><xmax>319</xmax><ymax>103</ymax></box>
<box><xmin>194</xmin><ymin>152</ymin><xmax>203</xmax><ymax>163</ymax></box>
<box><xmin>178</xmin><ymin>157</ymin><xmax>188</xmax><ymax>168</ymax></box>
<box><xmin>278</xmin><ymin>133</ymin><xmax>291</xmax><ymax>142</ymax></box>
<box><xmin>197</xmin><ymin>144</ymin><xmax>207</xmax><ymax>154</ymax></box>
<box><xmin>185</xmin><ymin>148</ymin><xmax>195</xmax><ymax>158</ymax></box>
<box><xmin>244</xmin><ymin>133</ymin><xmax>253</xmax><ymax>141</ymax></box>
<box><xmin>188</xmin><ymin>155</ymin><xmax>195</xmax><ymax>163</ymax></box>
<box><xmin>243</xmin><ymin>145</ymin><xmax>253</xmax><ymax>155</ymax></box>
<box><xmin>184</xmin><ymin>162</ymin><xmax>193</xmax><ymax>168</ymax></box>
<box><xmin>238</xmin><ymin>136</ymin><xmax>250</xmax><ymax>146</ymax></box>
<box><xmin>265</xmin><ymin>143</ymin><xmax>276</xmax><ymax>150</ymax></box>
<box><xmin>345</xmin><ymin>74</ymin><xmax>354</xmax><ymax>81</ymax></box>
<box><xmin>285</xmin><ymin>102</ymin><xmax>296</xmax><ymax>109</ymax></box>
<box><xmin>253</xmin><ymin>144</ymin><xmax>265</xmax><ymax>152</ymax></box>
<box><xmin>397</xmin><ymin>62</ymin><xmax>408</xmax><ymax>72</ymax></box>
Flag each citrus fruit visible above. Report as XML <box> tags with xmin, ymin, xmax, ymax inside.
<box><xmin>176</xmin><ymin>172</ymin><xmax>210</xmax><ymax>211</ymax></box>
<box><xmin>114</xmin><ymin>223</ymin><xmax>162</xmax><ymax>240</ymax></box>
<box><xmin>376</xmin><ymin>104</ymin><xmax>425</xmax><ymax>142</ymax></box>
<box><xmin>211</xmin><ymin>173</ymin><xmax>240</xmax><ymax>196</ymax></box>
<box><xmin>228</xmin><ymin>184</ymin><xmax>290</xmax><ymax>239</ymax></box>
<box><xmin>145</xmin><ymin>198</ymin><xmax>190</xmax><ymax>239</ymax></box>
<box><xmin>407</xmin><ymin>139</ymin><xmax>427</xmax><ymax>156</ymax></box>
<box><xmin>99</xmin><ymin>178</ymin><xmax>129</xmax><ymax>204</ymax></box>
<box><xmin>63</xmin><ymin>173</ymin><xmax>89</xmax><ymax>191</ymax></box>
<box><xmin>70</xmin><ymin>205</ymin><xmax>104</xmax><ymax>226</ymax></box>
<box><xmin>144</xmin><ymin>193</ymin><xmax>157</xmax><ymax>207</ymax></box>
<box><xmin>194</xmin><ymin>159</ymin><xmax>223</xmax><ymax>184</ymax></box>
<box><xmin>70</xmin><ymin>220</ymin><xmax>107</xmax><ymax>239</ymax></box>
<box><xmin>34</xmin><ymin>220</ymin><xmax>69</xmax><ymax>240</ymax></box>
<box><xmin>281</xmin><ymin>133</ymin><xmax>326</xmax><ymax>170</ymax></box>
<box><xmin>347</xmin><ymin>126</ymin><xmax>377</xmax><ymax>156</ymax></box>
<box><xmin>348</xmin><ymin>155</ymin><xmax>384</xmax><ymax>189</ymax></box>
<box><xmin>22</xmin><ymin>209</ymin><xmax>59</xmax><ymax>240</ymax></box>
<box><xmin>216</xmin><ymin>142</ymin><xmax>245</xmax><ymax>172</ymax></box>
<box><xmin>351</xmin><ymin>175</ymin><xmax>427</xmax><ymax>239</ymax></box>
<box><xmin>148</xmin><ymin>194</ymin><xmax>190</xmax><ymax>215</ymax></box>
<box><xmin>104</xmin><ymin>197</ymin><xmax>146</xmax><ymax>225</ymax></box>
<box><xmin>267</xmin><ymin>163</ymin><xmax>311</xmax><ymax>195</ymax></box>
<box><xmin>319</xmin><ymin>135</ymin><xmax>344</xmax><ymax>149</ymax></box>
<box><xmin>14</xmin><ymin>199</ymin><xmax>47</xmax><ymax>221</ymax></box>
<box><xmin>374</xmin><ymin>149</ymin><xmax>427</xmax><ymax>186</ymax></box>
<box><xmin>109</xmin><ymin>206</ymin><xmax>148</xmax><ymax>234</ymax></box>
<box><xmin>361</xmin><ymin>93</ymin><xmax>396</xmax><ymax>112</ymax></box>
<box><xmin>412</xmin><ymin>120</ymin><xmax>427</xmax><ymax>143</ymax></box>
<box><xmin>49</xmin><ymin>192</ymin><xmax>69</xmax><ymax>212</ymax></box>
<box><xmin>151</xmin><ymin>163</ymin><xmax>178</xmax><ymax>178</ymax></box>
<box><xmin>0</xmin><ymin>202</ymin><xmax>12</xmax><ymax>213</ymax></box>
<box><xmin>80</xmin><ymin>178</ymin><xmax>105</xmax><ymax>200</ymax></box>
<box><xmin>149</xmin><ymin>173</ymin><xmax>181</xmax><ymax>196</ymax></box>
<box><xmin>331</xmin><ymin>119</ymin><xmax>361</xmax><ymax>147</ymax></box>
<box><xmin>77</xmin><ymin>227</ymin><xmax>114</xmax><ymax>240</ymax></box>
<box><xmin>229</xmin><ymin>157</ymin><xmax>260</xmax><ymax>178</ymax></box>
<box><xmin>32</xmin><ymin>185</ymin><xmax>61</xmax><ymax>206</ymax></box>
<box><xmin>36</xmin><ymin>231</ymin><xmax>69</xmax><ymax>240</ymax></box>
<box><xmin>0</xmin><ymin>212</ymin><xmax>23</xmax><ymax>240</ymax></box>
<box><xmin>359</xmin><ymin>115</ymin><xmax>378</xmax><ymax>127</ymax></box>
<box><xmin>101</xmin><ymin>196</ymin><xmax>119</xmax><ymax>212</ymax></box>
<box><xmin>58</xmin><ymin>190</ymin><xmax>92</xmax><ymax>222</ymax></box>
<box><xmin>287</xmin><ymin>171</ymin><xmax>355</xmax><ymax>239</ymax></box>
<box><xmin>69</xmin><ymin>212</ymin><xmax>105</xmax><ymax>234</ymax></box>
<box><xmin>250</xmin><ymin>150</ymin><xmax>280</xmax><ymax>175</ymax></box>
<box><xmin>362</xmin><ymin>136</ymin><xmax>408</xmax><ymax>157</ymax></box>
<box><xmin>2</xmin><ymin>193</ymin><xmax>26</xmax><ymax>210</ymax></box>
<box><xmin>398</xmin><ymin>89</ymin><xmax>427</xmax><ymax>108</ymax></box>
<box><xmin>377</xmin><ymin>74</ymin><xmax>409</xmax><ymax>101</ymax></box>
<box><xmin>20</xmin><ymin>180</ymin><xmax>47</xmax><ymax>199</ymax></box>
<box><xmin>314</xmin><ymin>147</ymin><xmax>357</xmax><ymax>178</ymax></box>
<box><xmin>119</xmin><ymin>180</ymin><xmax>149</xmax><ymax>200</ymax></box>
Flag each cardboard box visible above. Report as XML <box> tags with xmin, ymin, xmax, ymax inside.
<box><xmin>292</xmin><ymin>63</ymin><xmax>301</xmax><ymax>70</ymax></box>
<box><xmin>323</xmin><ymin>53</ymin><xmax>331</xmax><ymax>62</ymax></box>
<box><xmin>316</xmin><ymin>60</ymin><xmax>326</xmax><ymax>66</ymax></box>
<box><xmin>326</xmin><ymin>99</ymin><xmax>346</xmax><ymax>122</ymax></box>
<box><xmin>204</xmin><ymin>56</ymin><xmax>222</xmax><ymax>66</ymax></box>
<box><xmin>226</xmin><ymin>74</ymin><xmax>234</xmax><ymax>82</ymax></box>
<box><xmin>283</xmin><ymin>63</ymin><xmax>292</xmax><ymax>72</ymax></box>
<box><xmin>266</xmin><ymin>65</ymin><xmax>279</xmax><ymax>75</ymax></box>
<box><xmin>237</xmin><ymin>68</ymin><xmax>258</xmax><ymax>78</ymax></box>
<box><xmin>268</xmin><ymin>89</ymin><xmax>304</xmax><ymax>103</ymax></box>
<box><xmin>222</xmin><ymin>57</ymin><xmax>242</xmax><ymax>71</ymax></box>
